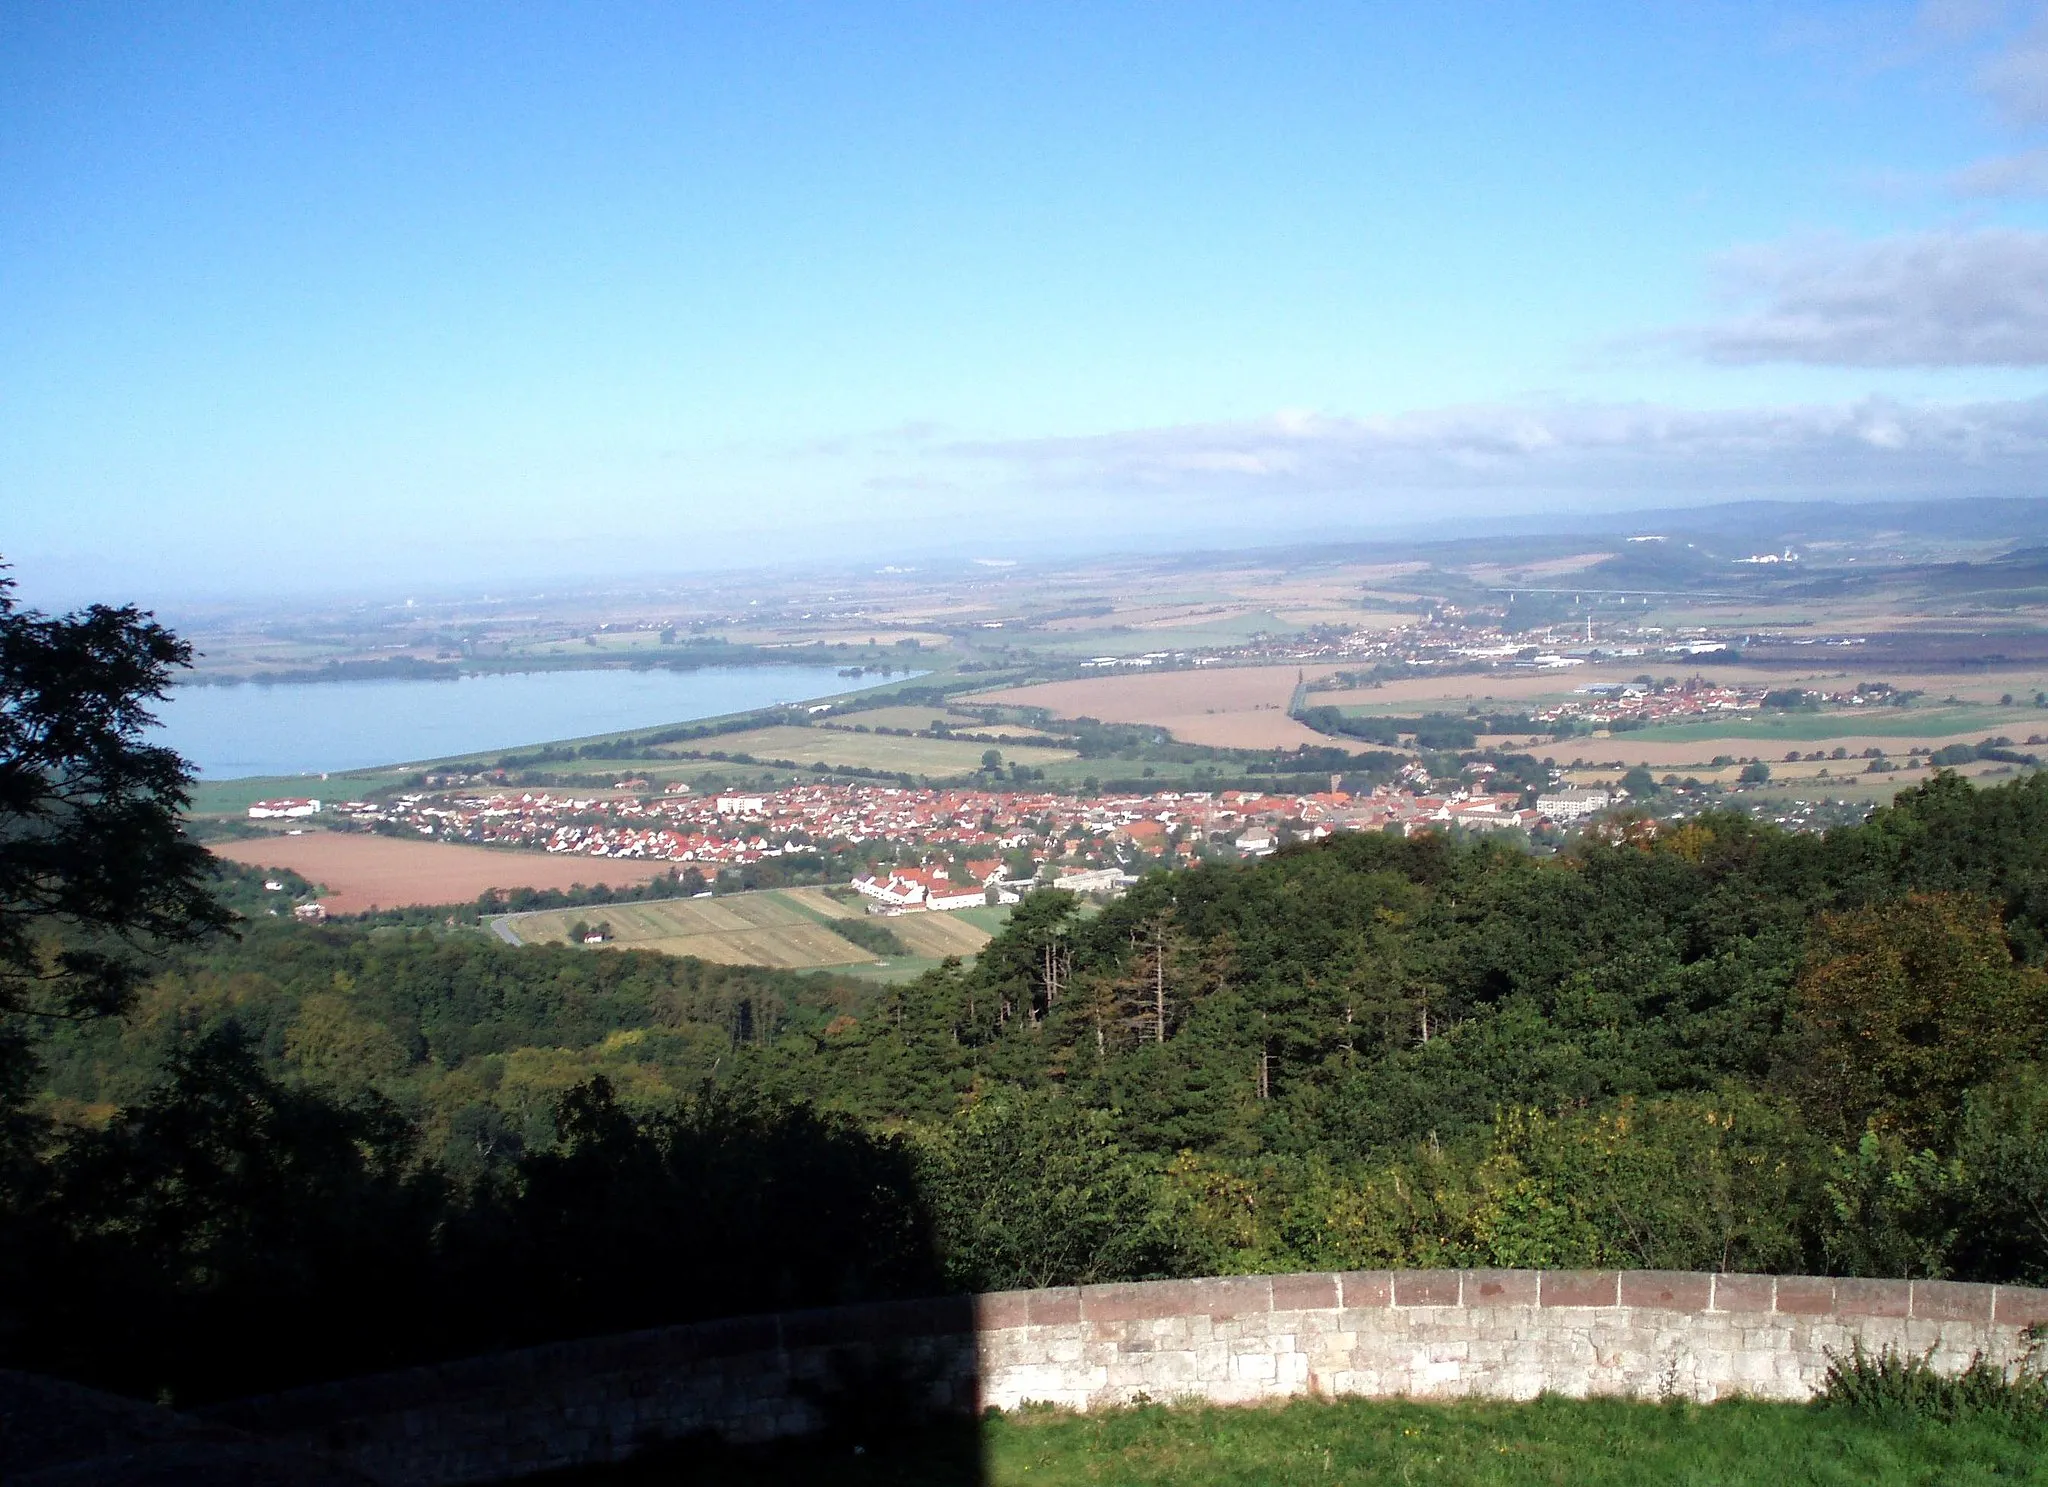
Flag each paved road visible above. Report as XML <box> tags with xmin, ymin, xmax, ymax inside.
<box><xmin>488</xmin><ymin>916</ymin><xmax>520</xmax><ymax>945</ymax></box>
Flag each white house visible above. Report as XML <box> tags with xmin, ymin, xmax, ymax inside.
<box><xmin>1052</xmin><ymin>866</ymin><xmax>1128</xmax><ymax>895</ymax></box>
<box><xmin>249</xmin><ymin>798</ymin><xmax>321</xmax><ymax>819</ymax></box>
<box><xmin>851</xmin><ymin>872</ymin><xmax>930</xmax><ymax>909</ymax></box>
<box><xmin>1536</xmin><ymin>789</ymin><xmax>1611</xmax><ymax>822</ymax></box>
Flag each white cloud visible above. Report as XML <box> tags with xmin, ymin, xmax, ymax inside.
<box><xmin>940</xmin><ymin>396</ymin><xmax>2048</xmax><ymax>504</ymax></box>
<box><xmin>1978</xmin><ymin>7</ymin><xmax>2048</xmax><ymax>119</ymax></box>
<box><xmin>1946</xmin><ymin>146</ymin><xmax>2048</xmax><ymax>193</ymax></box>
<box><xmin>1691</xmin><ymin>229</ymin><xmax>2048</xmax><ymax>366</ymax></box>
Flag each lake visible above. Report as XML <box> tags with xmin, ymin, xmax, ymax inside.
<box><xmin>151</xmin><ymin>665</ymin><xmax>876</xmax><ymax>778</ymax></box>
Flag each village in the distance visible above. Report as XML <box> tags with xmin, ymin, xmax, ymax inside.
<box><xmin>205</xmin><ymin>510</ymin><xmax>2048</xmax><ymax>963</ymax></box>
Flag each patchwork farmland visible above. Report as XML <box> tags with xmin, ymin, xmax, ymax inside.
<box><xmin>499</xmin><ymin>886</ymin><xmax>1003</xmax><ymax>974</ymax></box>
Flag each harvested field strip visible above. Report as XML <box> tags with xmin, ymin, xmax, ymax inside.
<box><xmin>887</xmin><ymin>911</ymin><xmax>998</xmax><ymax>959</ymax></box>
<box><xmin>777</xmin><ymin>885</ymin><xmax>863</xmax><ymax>920</ymax></box>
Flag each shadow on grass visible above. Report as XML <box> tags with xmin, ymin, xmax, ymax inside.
<box><xmin>515</xmin><ymin>1419</ymin><xmax>984</xmax><ymax>1487</ymax></box>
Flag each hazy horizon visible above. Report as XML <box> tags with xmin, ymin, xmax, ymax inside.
<box><xmin>9</xmin><ymin>3</ymin><xmax>2048</xmax><ymax>603</ymax></box>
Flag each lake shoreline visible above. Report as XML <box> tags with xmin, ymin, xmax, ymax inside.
<box><xmin>180</xmin><ymin>653</ymin><xmax>921</xmax><ymax>687</ymax></box>
<box><xmin>154</xmin><ymin>664</ymin><xmax>881</xmax><ymax>781</ymax></box>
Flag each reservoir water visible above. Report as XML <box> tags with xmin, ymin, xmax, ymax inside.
<box><xmin>152</xmin><ymin>665</ymin><xmax>870</xmax><ymax>779</ymax></box>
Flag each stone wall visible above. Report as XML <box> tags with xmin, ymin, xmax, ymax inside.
<box><xmin>974</xmin><ymin>1269</ymin><xmax>2047</xmax><ymax>1411</ymax></box>
<box><xmin>205</xmin><ymin>1271</ymin><xmax>2048</xmax><ymax>1486</ymax></box>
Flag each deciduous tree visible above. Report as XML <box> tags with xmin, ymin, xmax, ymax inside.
<box><xmin>1790</xmin><ymin>892</ymin><xmax>2048</xmax><ymax>1142</ymax></box>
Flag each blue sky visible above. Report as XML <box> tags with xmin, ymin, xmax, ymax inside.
<box><xmin>6</xmin><ymin>2</ymin><xmax>2048</xmax><ymax>601</ymax></box>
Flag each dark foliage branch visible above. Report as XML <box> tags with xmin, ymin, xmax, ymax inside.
<box><xmin>0</xmin><ymin>569</ymin><xmax>231</xmax><ymax>1021</ymax></box>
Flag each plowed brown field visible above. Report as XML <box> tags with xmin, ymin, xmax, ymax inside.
<box><xmin>214</xmin><ymin>833</ymin><xmax>670</xmax><ymax>914</ymax></box>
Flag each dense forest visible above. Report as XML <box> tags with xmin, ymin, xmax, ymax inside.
<box><xmin>7</xmin><ymin>770</ymin><xmax>2048</xmax><ymax>1406</ymax></box>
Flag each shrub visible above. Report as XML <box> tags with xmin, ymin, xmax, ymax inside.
<box><xmin>828</xmin><ymin>916</ymin><xmax>909</xmax><ymax>957</ymax></box>
<box><xmin>1817</xmin><ymin>1337</ymin><xmax>2048</xmax><ymax>1428</ymax></box>
<box><xmin>915</xmin><ymin>1093</ymin><xmax>1183</xmax><ymax>1291</ymax></box>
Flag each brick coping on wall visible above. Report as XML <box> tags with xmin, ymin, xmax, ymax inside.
<box><xmin>206</xmin><ymin>1268</ymin><xmax>2048</xmax><ymax>1434</ymax></box>
<box><xmin>974</xmin><ymin>1269</ymin><xmax>2048</xmax><ymax>1329</ymax></box>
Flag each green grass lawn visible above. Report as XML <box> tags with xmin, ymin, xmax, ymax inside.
<box><xmin>526</xmin><ymin>1395</ymin><xmax>2048</xmax><ymax>1486</ymax></box>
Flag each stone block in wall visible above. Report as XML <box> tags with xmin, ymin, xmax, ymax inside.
<box><xmin>1912</xmin><ymin>1280</ymin><xmax>1992</xmax><ymax>1322</ymax></box>
<box><xmin>1540</xmin><ymin>1271</ymin><xmax>1618</xmax><ymax>1308</ymax></box>
<box><xmin>1463</xmin><ymin>1270</ymin><xmax>1539</xmax><ymax>1307</ymax></box>
<box><xmin>1082</xmin><ymin>1280</ymin><xmax>1195</xmax><ymax>1323</ymax></box>
<box><xmin>1709</xmin><ymin>1273</ymin><xmax>1774</xmax><ymax>1313</ymax></box>
<box><xmin>976</xmin><ymin>1291</ymin><xmax>1032</xmax><ymax>1329</ymax></box>
<box><xmin>1832</xmin><ymin>1278</ymin><xmax>1910</xmax><ymax>1318</ymax></box>
<box><xmin>1189</xmin><ymin>1275</ymin><xmax>1274</xmax><ymax>1319</ymax></box>
<box><xmin>1393</xmin><ymin>1271</ymin><xmax>1461</xmax><ymax>1307</ymax></box>
<box><xmin>1271</xmin><ymin>1272</ymin><xmax>1339</xmax><ymax>1312</ymax></box>
<box><xmin>1773</xmin><ymin>1276</ymin><xmax>1836</xmax><ymax>1315</ymax></box>
<box><xmin>1337</xmin><ymin>1270</ymin><xmax>1393</xmax><ymax>1308</ymax></box>
<box><xmin>1028</xmin><ymin>1288</ymin><xmax>1083</xmax><ymax>1325</ymax></box>
<box><xmin>1618</xmin><ymin>1272</ymin><xmax>1712</xmax><ymax>1311</ymax></box>
<box><xmin>1994</xmin><ymin>1285</ymin><xmax>2048</xmax><ymax>1325</ymax></box>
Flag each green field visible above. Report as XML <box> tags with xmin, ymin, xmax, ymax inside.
<box><xmin>187</xmin><ymin>767</ymin><xmax>421</xmax><ymax>817</ymax></box>
<box><xmin>1625</xmin><ymin>706</ymin><xmax>2039</xmax><ymax>745</ymax></box>
<box><xmin>540</xmin><ymin>1395</ymin><xmax>2048</xmax><ymax>1486</ymax></box>
<box><xmin>671</xmin><ymin>723</ymin><xmax>1075</xmax><ymax>775</ymax></box>
<box><xmin>501</xmin><ymin>887</ymin><xmax>1005</xmax><ymax>973</ymax></box>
